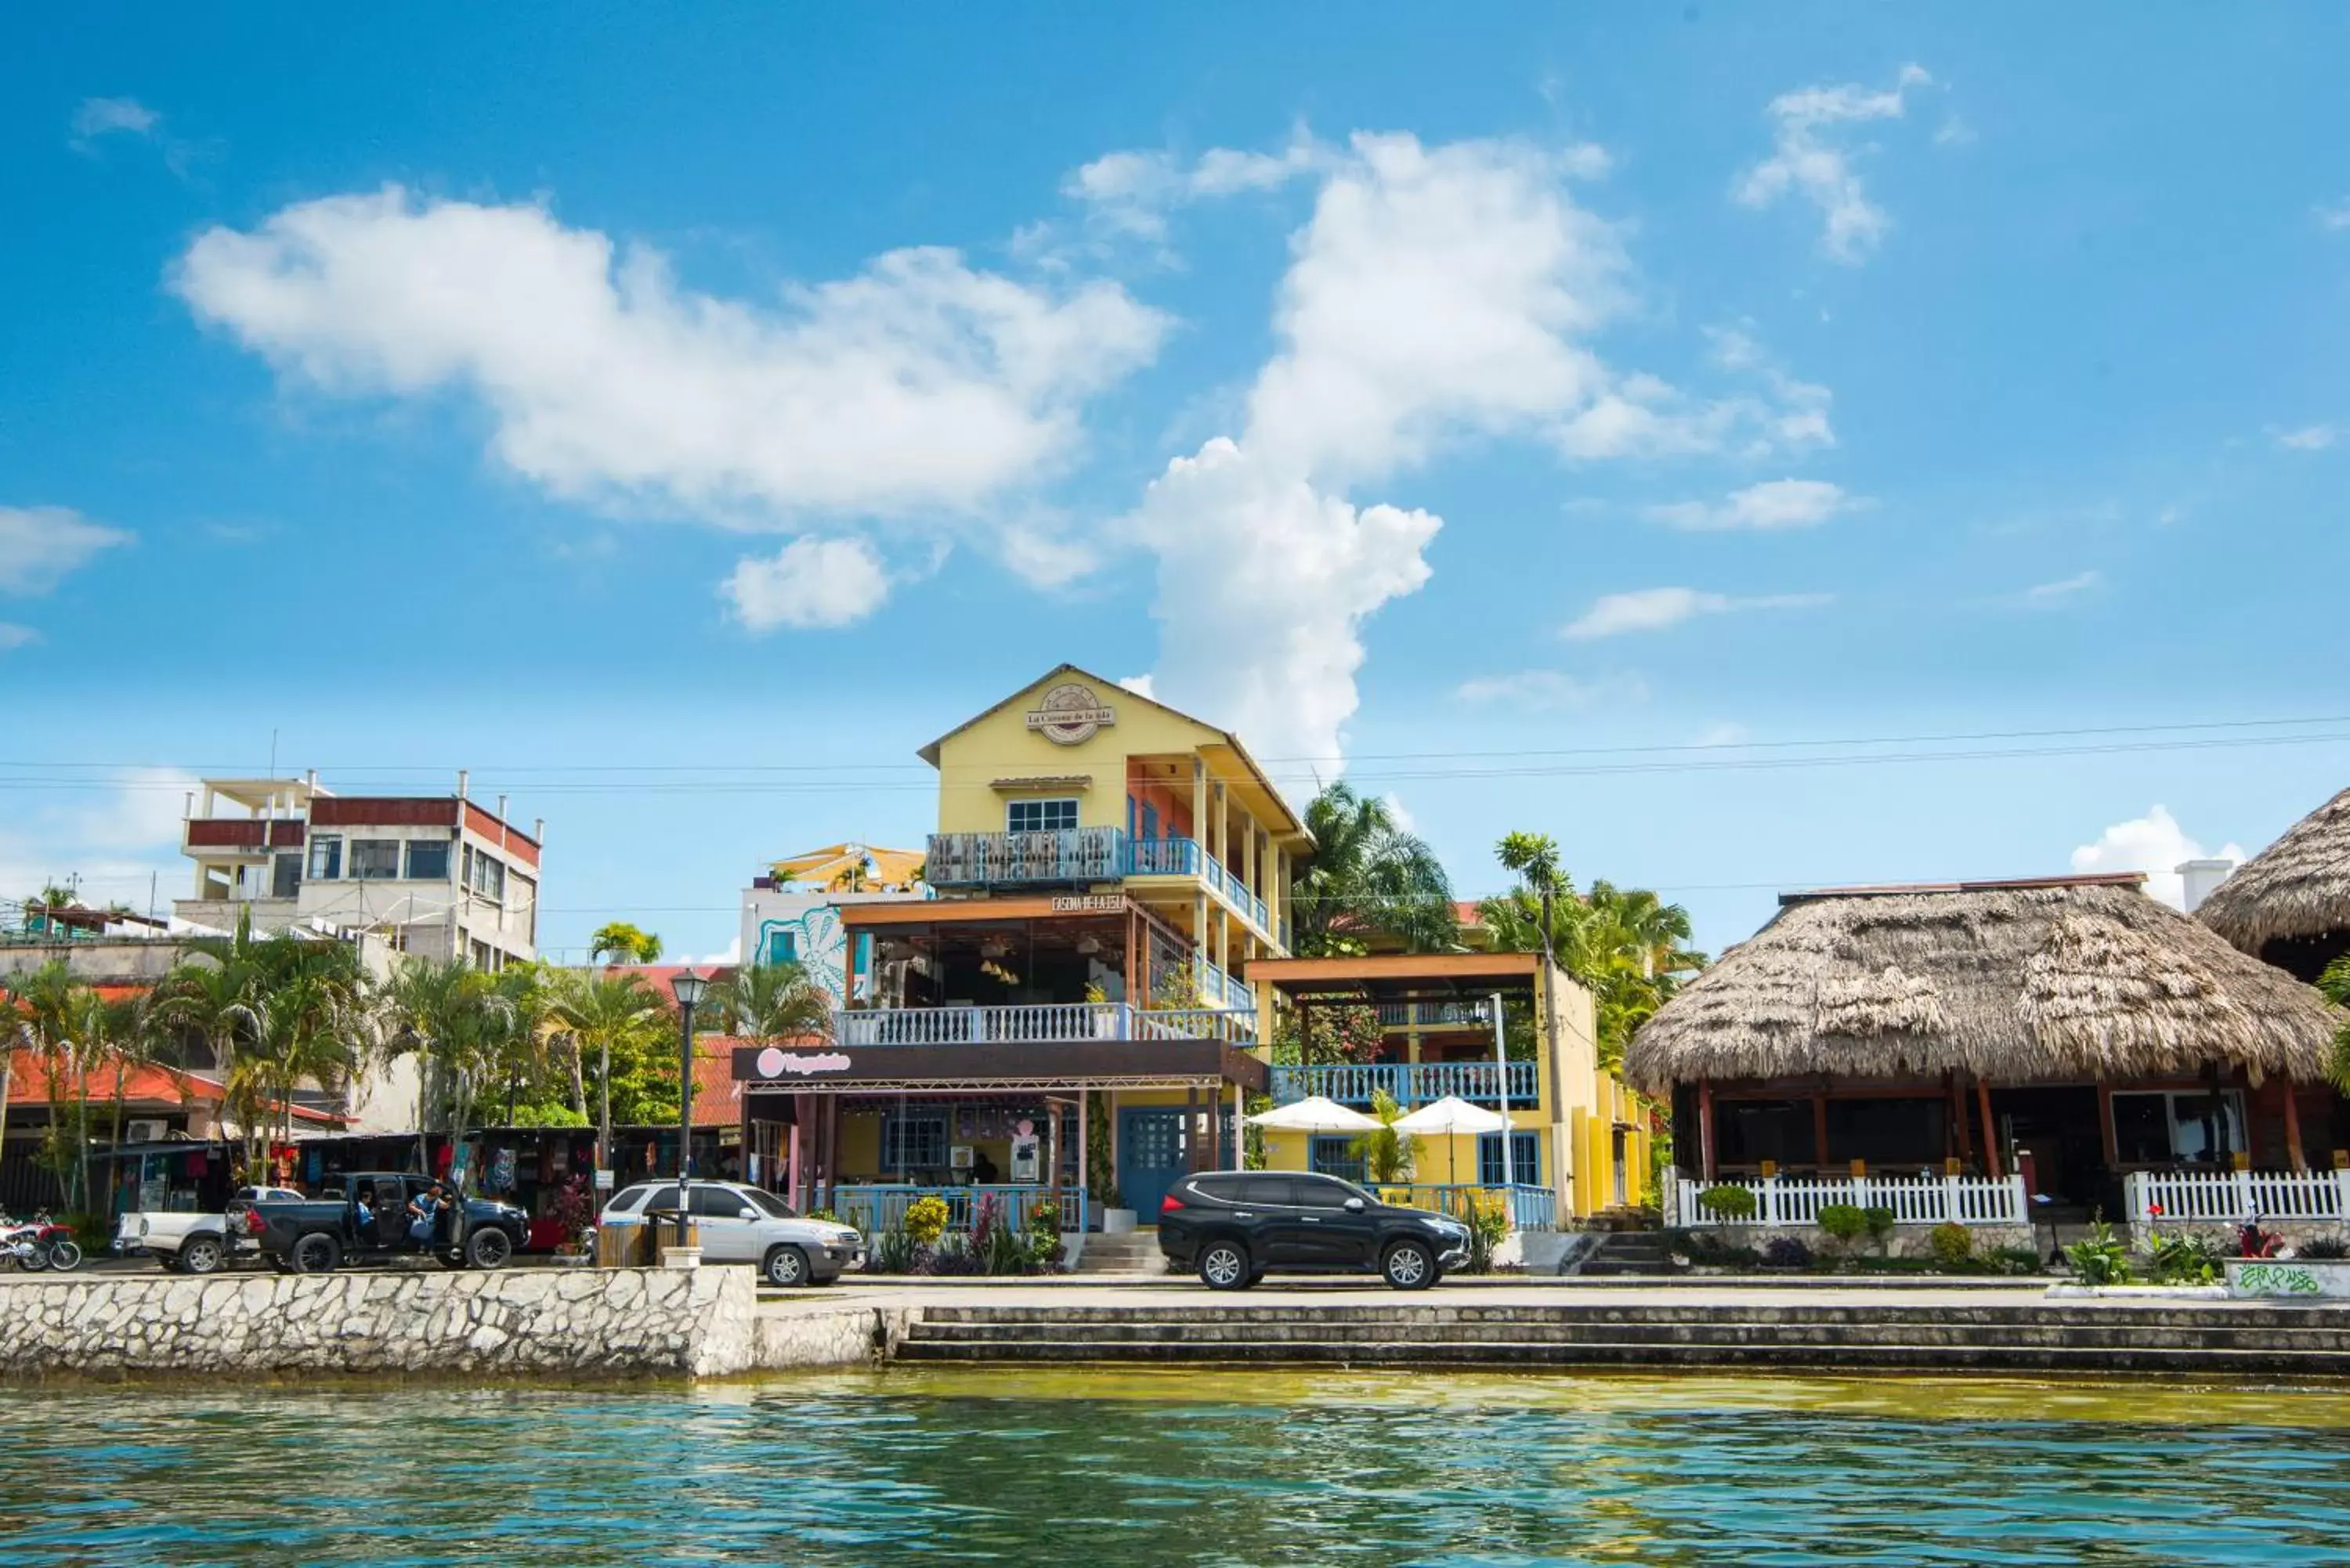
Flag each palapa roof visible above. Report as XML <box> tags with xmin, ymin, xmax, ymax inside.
<box><xmin>2196</xmin><ymin>786</ymin><xmax>2350</xmax><ymax>952</ymax></box>
<box><xmin>1623</xmin><ymin>873</ymin><xmax>2339</xmax><ymax>1092</ymax></box>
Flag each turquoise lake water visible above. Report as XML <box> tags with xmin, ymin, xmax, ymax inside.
<box><xmin>5</xmin><ymin>1368</ymin><xmax>2350</xmax><ymax>1565</ymax></box>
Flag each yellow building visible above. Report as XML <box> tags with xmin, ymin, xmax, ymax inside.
<box><xmin>726</xmin><ymin>663</ymin><xmax>1649</xmax><ymax>1243</ymax></box>
<box><xmin>1246</xmin><ymin>952</ymin><xmax>1653</xmax><ymax>1230</ymax></box>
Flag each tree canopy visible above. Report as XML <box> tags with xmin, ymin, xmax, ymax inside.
<box><xmin>1289</xmin><ymin>783</ymin><xmax>1459</xmax><ymax>956</ymax></box>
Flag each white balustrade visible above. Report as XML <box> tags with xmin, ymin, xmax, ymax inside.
<box><xmin>1665</xmin><ymin>1169</ymin><xmax>2030</xmax><ymax>1228</ymax></box>
<box><xmin>2124</xmin><ymin>1167</ymin><xmax>2350</xmax><ymax>1224</ymax></box>
<box><xmin>834</xmin><ymin>1003</ymin><xmax>1256</xmax><ymax>1048</ymax></box>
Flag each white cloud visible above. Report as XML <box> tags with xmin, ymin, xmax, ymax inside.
<box><xmin>1379</xmin><ymin>793</ymin><xmax>1418</xmax><ymax>833</ymax></box>
<box><xmin>1692</xmin><ymin>722</ymin><xmax>1752</xmax><ymax>748</ymax></box>
<box><xmin>1648</xmin><ymin>479</ymin><xmax>1860</xmax><ymax>531</ymax></box>
<box><xmin>0</xmin><ymin>624</ymin><xmax>38</xmax><ymax>651</ymax></box>
<box><xmin>0</xmin><ymin>506</ymin><xmax>132</xmax><ymax>594</ymax></box>
<box><xmin>2071</xmin><ymin>805</ymin><xmax>2243</xmax><ymax>911</ymax></box>
<box><xmin>0</xmin><ymin>770</ymin><xmax>201</xmax><ymax>916</ymax></box>
<box><xmin>1132</xmin><ymin>437</ymin><xmax>1437</xmax><ymax>768</ymax></box>
<box><xmin>2274</xmin><ymin>424</ymin><xmax>2337</xmax><ymax>450</ymax></box>
<box><xmin>2316</xmin><ymin>201</ymin><xmax>2350</xmax><ymax>233</ymax></box>
<box><xmin>1735</xmin><ymin>65</ymin><xmax>1932</xmax><ymax>262</ymax></box>
<box><xmin>2017</xmin><ymin>569</ymin><xmax>2102</xmax><ymax>606</ymax></box>
<box><xmin>721</xmin><ymin>537</ymin><xmax>891</xmax><ymax>630</ymax></box>
<box><xmin>1063</xmin><ymin>134</ymin><xmax>1331</xmax><ymax>239</ymax></box>
<box><xmin>1933</xmin><ymin>117</ymin><xmax>1976</xmax><ymax>147</ymax></box>
<box><xmin>1116</xmin><ymin>674</ymin><xmax>1156</xmax><ymax>699</ymax></box>
<box><xmin>173</xmin><ymin>187</ymin><xmax>1169</xmax><ymax>525</ymax></box>
<box><xmin>1454</xmin><ymin>670</ymin><xmax>1648</xmax><ymax>710</ymax></box>
<box><xmin>77</xmin><ymin>768</ymin><xmax>202</xmax><ymax>848</ymax></box>
<box><xmin>70</xmin><ymin>96</ymin><xmax>159</xmax><ymax>144</ymax></box>
<box><xmin>1561</xmin><ymin>587</ymin><xmax>1830</xmax><ymax>640</ymax></box>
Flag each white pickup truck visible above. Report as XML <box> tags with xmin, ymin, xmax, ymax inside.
<box><xmin>114</xmin><ymin>1187</ymin><xmax>304</xmax><ymax>1274</ymax></box>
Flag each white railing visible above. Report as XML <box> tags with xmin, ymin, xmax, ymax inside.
<box><xmin>2125</xmin><ymin>1168</ymin><xmax>2350</xmax><ymax>1224</ymax></box>
<box><xmin>1662</xmin><ymin>1169</ymin><xmax>2030</xmax><ymax>1228</ymax></box>
<box><xmin>834</xmin><ymin>1003</ymin><xmax>1256</xmax><ymax>1047</ymax></box>
<box><xmin>1272</xmin><ymin>1060</ymin><xmax>1538</xmax><ymax>1108</ymax></box>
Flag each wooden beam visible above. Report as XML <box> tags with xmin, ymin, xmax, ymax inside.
<box><xmin>1697</xmin><ymin>1079</ymin><xmax>1717</xmax><ymax>1181</ymax></box>
<box><xmin>1948</xmin><ymin>1071</ymin><xmax>1972</xmax><ymax>1163</ymax></box>
<box><xmin>1812</xmin><ymin>1093</ymin><xmax>1830</xmax><ymax>1169</ymax></box>
<box><xmin>2095</xmin><ymin>1078</ymin><xmax>2118</xmax><ymax>1169</ymax></box>
<box><xmin>2284</xmin><ymin>1080</ymin><xmax>2308</xmax><ymax>1172</ymax></box>
<box><xmin>1978</xmin><ymin>1077</ymin><xmax>2004</xmax><ymax>1181</ymax></box>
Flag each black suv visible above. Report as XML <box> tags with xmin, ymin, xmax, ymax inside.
<box><xmin>1157</xmin><ymin>1170</ymin><xmax>1472</xmax><ymax>1290</ymax></box>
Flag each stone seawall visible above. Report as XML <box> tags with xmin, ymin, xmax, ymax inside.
<box><xmin>0</xmin><ymin>1266</ymin><xmax>780</xmax><ymax>1379</ymax></box>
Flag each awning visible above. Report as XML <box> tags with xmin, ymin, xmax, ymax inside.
<box><xmin>733</xmin><ymin>1039</ymin><xmax>1267</xmax><ymax>1097</ymax></box>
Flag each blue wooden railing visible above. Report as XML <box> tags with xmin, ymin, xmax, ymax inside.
<box><xmin>1271</xmin><ymin>1060</ymin><xmax>1538</xmax><ymax>1108</ymax></box>
<box><xmin>829</xmin><ymin>1184</ymin><xmax>1086</xmax><ymax>1241</ymax></box>
<box><xmin>1372</xmin><ymin>1183</ymin><xmax>1558</xmax><ymax>1232</ymax></box>
<box><xmin>924</xmin><ymin>828</ymin><xmax>1276</xmax><ymax>941</ymax></box>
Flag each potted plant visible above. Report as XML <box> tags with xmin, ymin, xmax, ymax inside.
<box><xmin>1084</xmin><ymin>982</ymin><xmax>1119</xmax><ymax>1039</ymax></box>
<box><xmin>1100</xmin><ymin>1181</ymin><xmax>1137</xmax><ymax>1234</ymax></box>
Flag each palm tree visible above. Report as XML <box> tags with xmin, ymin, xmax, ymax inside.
<box><xmin>588</xmin><ymin>922</ymin><xmax>663</xmax><ymax>966</ymax></box>
<box><xmin>1290</xmin><ymin>784</ymin><xmax>1459</xmax><ymax>956</ymax></box>
<box><xmin>706</xmin><ymin>961</ymin><xmax>831</xmax><ymax>1046</ymax></box>
<box><xmin>5</xmin><ymin>962</ymin><xmax>89</xmax><ymax>1209</ymax></box>
<box><xmin>544</xmin><ymin>968</ymin><xmax>670</xmax><ymax>1176</ymax></box>
<box><xmin>153</xmin><ymin>959</ymin><xmax>262</xmax><ymax>1158</ymax></box>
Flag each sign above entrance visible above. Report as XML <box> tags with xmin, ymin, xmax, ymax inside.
<box><xmin>1025</xmin><ymin>682</ymin><xmax>1117</xmax><ymax>746</ymax></box>
<box><xmin>1050</xmin><ymin>894</ymin><xmax>1127</xmax><ymax>914</ymax></box>
<box><xmin>754</xmin><ymin>1046</ymin><xmax>851</xmax><ymax>1078</ymax></box>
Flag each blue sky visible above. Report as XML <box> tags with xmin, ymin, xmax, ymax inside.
<box><xmin>6</xmin><ymin>6</ymin><xmax>2350</xmax><ymax>962</ymax></box>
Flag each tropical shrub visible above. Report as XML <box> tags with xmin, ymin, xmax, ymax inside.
<box><xmin>1816</xmin><ymin>1203</ymin><xmax>1867</xmax><ymax>1247</ymax></box>
<box><xmin>1697</xmin><ymin>1185</ymin><xmax>1757</xmax><ymax>1222</ymax></box>
<box><xmin>1929</xmin><ymin>1222</ymin><xmax>1973</xmax><ymax>1267</ymax></box>
<box><xmin>2066</xmin><ymin>1219</ymin><xmax>2130</xmax><ymax>1286</ymax></box>
<box><xmin>2301</xmin><ymin>1236</ymin><xmax>2349</xmax><ymax>1260</ymax></box>
<box><xmin>868</xmin><ymin>1226</ymin><xmax>915</xmax><ymax>1275</ymax></box>
<box><xmin>1985</xmin><ymin>1245</ymin><xmax>2043</xmax><ymax>1276</ymax></box>
<box><xmin>1761</xmin><ymin>1235</ymin><xmax>1814</xmax><ymax>1269</ymax></box>
<box><xmin>1351</xmin><ymin>1089</ymin><xmax>1421</xmax><ymax>1183</ymax></box>
<box><xmin>903</xmin><ymin>1194</ymin><xmax>949</xmax><ymax>1248</ymax></box>
<box><xmin>1461</xmin><ymin>1191</ymin><xmax>1511</xmax><ymax>1274</ymax></box>
<box><xmin>1026</xmin><ymin>1199</ymin><xmax>1065</xmax><ymax>1270</ymax></box>
<box><xmin>2146</xmin><ymin>1229</ymin><xmax>2223</xmax><ymax>1285</ymax></box>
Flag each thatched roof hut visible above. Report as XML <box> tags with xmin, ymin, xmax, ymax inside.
<box><xmin>2196</xmin><ymin>786</ymin><xmax>2350</xmax><ymax>975</ymax></box>
<box><xmin>1624</xmin><ymin>873</ymin><xmax>2338</xmax><ymax>1093</ymax></box>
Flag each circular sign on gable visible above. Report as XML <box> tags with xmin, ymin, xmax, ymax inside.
<box><xmin>755</xmin><ymin>1046</ymin><xmax>787</xmax><ymax>1078</ymax></box>
<box><xmin>1025</xmin><ymin>682</ymin><xmax>1119</xmax><ymax>746</ymax></box>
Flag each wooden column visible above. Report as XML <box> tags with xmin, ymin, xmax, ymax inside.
<box><xmin>1978</xmin><ymin>1078</ymin><xmax>2003</xmax><ymax>1181</ymax></box>
<box><xmin>1191</xmin><ymin>758</ymin><xmax>1207</xmax><ymax>852</ymax></box>
<box><xmin>1811</xmin><ymin>1093</ymin><xmax>1830</xmax><ymax>1169</ymax></box>
<box><xmin>1077</xmin><ymin>1087</ymin><xmax>1090</xmax><ymax>1201</ymax></box>
<box><xmin>2284</xmin><ymin>1081</ymin><xmax>2308</xmax><ymax>1172</ymax></box>
<box><xmin>1948</xmin><ymin>1072</ymin><xmax>1972</xmax><ymax>1164</ymax></box>
<box><xmin>2095</xmin><ymin>1078</ymin><xmax>2118</xmax><ymax>1169</ymax></box>
<box><xmin>1697</xmin><ymin>1079</ymin><xmax>1717</xmax><ymax>1181</ymax></box>
<box><xmin>1123</xmin><ymin>906</ymin><xmax>1140</xmax><ymax>1007</ymax></box>
<box><xmin>1185</xmin><ymin>1087</ymin><xmax>1203</xmax><ymax>1172</ymax></box>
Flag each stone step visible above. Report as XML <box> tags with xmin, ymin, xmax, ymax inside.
<box><xmin>895</xmin><ymin>1337</ymin><xmax>2350</xmax><ymax>1372</ymax></box>
<box><xmin>903</xmin><ymin>1319</ymin><xmax>2350</xmax><ymax>1353</ymax></box>
<box><xmin>910</xmin><ymin>1302</ymin><xmax>2345</xmax><ymax>1329</ymax></box>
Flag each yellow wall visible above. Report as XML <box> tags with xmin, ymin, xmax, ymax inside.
<box><xmin>933</xmin><ymin>672</ymin><xmax>1231</xmax><ymax>837</ymax></box>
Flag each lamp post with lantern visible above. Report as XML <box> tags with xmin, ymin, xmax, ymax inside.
<box><xmin>670</xmin><ymin>969</ymin><xmax>708</xmax><ymax>1251</ymax></box>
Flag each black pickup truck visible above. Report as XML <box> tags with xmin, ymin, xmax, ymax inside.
<box><xmin>230</xmin><ymin>1172</ymin><xmax>529</xmax><ymax>1274</ymax></box>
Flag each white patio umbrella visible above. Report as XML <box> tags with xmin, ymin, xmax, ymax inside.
<box><xmin>1245</xmin><ymin>1096</ymin><xmax>1381</xmax><ymax>1133</ymax></box>
<box><xmin>1393</xmin><ymin>1096</ymin><xmax>1510</xmax><ymax>1187</ymax></box>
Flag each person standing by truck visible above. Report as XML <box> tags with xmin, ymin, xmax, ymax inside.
<box><xmin>407</xmin><ymin>1183</ymin><xmax>445</xmax><ymax>1247</ymax></box>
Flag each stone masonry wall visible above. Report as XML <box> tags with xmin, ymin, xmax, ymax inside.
<box><xmin>0</xmin><ymin>1266</ymin><xmax>771</xmax><ymax>1379</ymax></box>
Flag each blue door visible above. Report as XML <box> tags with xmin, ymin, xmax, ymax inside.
<box><xmin>1119</xmin><ymin>1108</ymin><xmax>1189</xmax><ymax>1223</ymax></box>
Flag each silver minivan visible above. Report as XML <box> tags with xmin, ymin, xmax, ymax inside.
<box><xmin>599</xmin><ymin>1180</ymin><xmax>864</xmax><ymax>1286</ymax></box>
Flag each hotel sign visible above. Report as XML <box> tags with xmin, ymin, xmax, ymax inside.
<box><xmin>1025</xmin><ymin>682</ymin><xmax>1117</xmax><ymax>746</ymax></box>
<box><xmin>1050</xmin><ymin>894</ymin><xmax>1127</xmax><ymax>914</ymax></box>
<box><xmin>754</xmin><ymin>1046</ymin><xmax>851</xmax><ymax>1078</ymax></box>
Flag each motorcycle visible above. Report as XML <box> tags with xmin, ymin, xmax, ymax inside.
<box><xmin>0</xmin><ymin>1211</ymin><xmax>83</xmax><ymax>1272</ymax></box>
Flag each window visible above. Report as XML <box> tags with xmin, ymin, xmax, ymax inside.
<box><xmin>1292</xmin><ymin>1172</ymin><xmax>1368</xmax><ymax>1208</ymax></box>
<box><xmin>637</xmin><ymin>1185</ymin><xmax>685</xmax><ymax>1214</ymax></box>
<box><xmin>463</xmin><ymin>846</ymin><xmax>506</xmax><ymax>901</ymax></box>
<box><xmin>350</xmin><ymin>840</ymin><xmax>401</xmax><ymax>880</ymax></box>
<box><xmin>270</xmin><ymin>854</ymin><xmax>302</xmax><ymax>900</ymax></box>
<box><xmin>405</xmin><ymin>840</ymin><xmax>450</xmax><ymax>881</ymax></box>
<box><xmin>609</xmin><ymin>1185</ymin><xmax>653</xmax><ymax>1214</ymax></box>
<box><xmin>1307</xmin><ymin>1137</ymin><xmax>1365</xmax><ymax>1185</ymax></box>
<box><xmin>882</xmin><ymin>1113</ymin><xmax>949</xmax><ymax>1170</ymax></box>
<box><xmin>2113</xmin><ymin>1090</ymin><xmax>2246</xmax><ymax>1165</ymax></box>
<box><xmin>1142</xmin><ymin>803</ymin><xmax>1159</xmax><ymax>841</ymax></box>
<box><xmin>1007</xmin><ymin>798</ymin><xmax>1079</xmax><ymax>834</ymax></box>
<box><xmin>744</xmin><ymin>1189</ymin><xmax>797</xmax><ymax>1219</ymax></box>
<box><xmin>1477</xmin><ymin>1132</ymin><xmax>1542</xmax><ymax>1187</ymax></box>
<box><xmin>1236</xmin><ymin>1175</ymin><xmax>1296</xmax><ymax>1207</ymax></box>
<box><xmin>306</xmin><ymin>834</ymin><xmax>342</xmax><ymax>880</ymax></box>
<box><xmin>468</xmin><ymin>939</ymin><xmax>494</xmax><ymax>970</ymax></box>
<box><xmin>763</xmin><ymin>928</ymin><xmax>799</xmax><ymax>966</ymax></box>
<box><xmin>692</xmin><ymin>1187</ymin><xmax>750</xmax><ymax>1219</ymax></box>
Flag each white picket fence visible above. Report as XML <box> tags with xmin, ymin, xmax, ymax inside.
<box><xmin>2125</xmin><ymin>1168</ymin><xmax>2350</xmax><ymax>1224</ymax></box>
<box><xmin>1662</xmin><ymin>1170</ymin><xmax>2029</xmax><ymax>1228</ymax></box>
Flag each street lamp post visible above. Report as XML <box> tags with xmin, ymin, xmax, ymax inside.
<box><xmin>670</xmin><ymin>970</ymin><xmax>708</xmax><ymax>1252</ymax></box>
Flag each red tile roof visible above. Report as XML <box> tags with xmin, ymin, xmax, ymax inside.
<box><xmin>2</xmin><ymin>1050</ymin><xmax>347</xmax><ymax>1126</ymax></box>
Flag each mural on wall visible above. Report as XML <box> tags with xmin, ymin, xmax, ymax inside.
<box><xmin>760</xmin><ymin>904</ymin><xmax>851</xmax><ymax>1003</ymax></box>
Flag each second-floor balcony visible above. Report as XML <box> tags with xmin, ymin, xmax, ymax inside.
<box><xmin>1372</xmin><ymin>1000</ymin><xmax>1493</xmax><ymax>1031</ymax></box>
<box><xmin>836</xmin><ymin>1002</ymin><xmax>1258</xmax><ymax>1048</ymax></box>
<box><xmin>1271</xmin><ymin>1060</ymin><xmax>1539</xmax><ymax>1109</ymax></box>
<box><xmin>925</xmin><ymin>828</ymin><xmax>1277</xmax><ymax>941</ymax></box>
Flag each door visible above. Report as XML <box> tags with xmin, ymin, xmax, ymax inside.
<box><xmin>1119</xmin><ymin>1108</ymin><xmax>1188</xmax><ymax>1223</ymax></box>
<box><xmin>1235</xmin><ymin>1175</ymin><xmax>1314</xmax><ymax>1265</ymax></box>
<box><xmin>1289</xmin><ymin>1175</ymin><xmax>1378</xmax><ymax>1264</ymax></box>
<box><xmin>1612</xmin><ymin>1130</ymin><xmax>1629</xmax><ymax>1208</ymax></box>
<box><xmin>691</xmin><ymin>1187</ymin><xmax>756</xmax><ymax>1263</ymax></box>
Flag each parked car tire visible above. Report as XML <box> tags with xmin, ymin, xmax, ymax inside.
<box><xmin>763</xmin><ymin>1245</ymin><xmax>812</xmax><ymax>1288</ymax></box>
<box><xmin>179</xmin><ymin>1236</ymin><xmax>227</xmax><ymax>1276</ymax></box>
<box><xmin>1380</xmin><ymin>1239</ymin><xmax>1436</xmax><ymax>1291</ymax></box>
<box><xmin>465</xmin><ymin>1227</ymin><xmax>515</xmax><ymax>1270</ymax></box>
<box><xmin>1198</xmin><ymin>1240</ymin><xmax>1250</xmax><ymax>1291</ymax></box>
<box><xmin>289</xmin><ymin>1234</ymin><xmax>342</xmax><ymax>1274</ymax></box>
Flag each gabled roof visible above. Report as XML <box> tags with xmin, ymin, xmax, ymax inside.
<box><xmin>915</xmin><ymin>663</ymin><xmax>1307</xmax><ymax>841</ymax></box>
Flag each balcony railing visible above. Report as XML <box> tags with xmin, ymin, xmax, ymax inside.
<box><xmin>925</xmin><ymin>829</ymin><xmax>1277</xmax><ymax>941</ymax></box>
<box><xmin>835</xmin><ymin>1003</ymin><xmax>1256</xmax><ymax>1048</ymax></box>
<box><xmin>1661</xmin><ymin>1170</ymin><xmax>2030</xmax><ymax>1228</ymax></box>
<box><xmin>1372</xmin><ymin>1000</ymin><xmax>1491</xmax><ymax>1030</ymax></box>
<box><xmin>1370</xmin><ymin>1182</ymin><xmax>1559</xmax><ymax>1233</ymax></box>
<box><xmin>1270</xmin><ymin>1060</ymin><xmax>1538</xmax><ymax>1108</ymax></box>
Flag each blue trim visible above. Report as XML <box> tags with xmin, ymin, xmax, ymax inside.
<box><xmin>1308</xmin><ymin>1136</ymin><xmax>1365</xmax><ymax>1183</ymax></box>
<box><xmin>1477</xmin><ymin>1132</ymin><xmax>1541</xmax><ymax>1187</ymax></box>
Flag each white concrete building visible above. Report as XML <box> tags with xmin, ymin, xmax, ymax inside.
<box><xmin>739</xmin><ymin>842</ymin><xmax>927</xmax><ymax>1004</ymax></box>
<box><xmin>177</xmin><ymin>774</ymin><xmax>541</xmax><ymax>970</ymax></box>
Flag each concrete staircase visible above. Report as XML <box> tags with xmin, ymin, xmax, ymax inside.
<box><xmin>895</xmin><ymin>1302</ymin><xmax>2350</xmax><ymax>1374</ymax></box>
<box><xmin>1574</xmin><ymin>1232</ymin><xmax>1682</xmax><ymax>1277</ymax></box>
<box><xmin>1072</xmin><ymin>1230</ymin><xmax>1165</xmax><ymax>1276</ymax></box>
